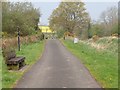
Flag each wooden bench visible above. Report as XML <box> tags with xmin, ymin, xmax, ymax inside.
<box><xmin>3</xmin><ymin>50</ymin><xmax>25</xmax><ymax>70</ymax></box>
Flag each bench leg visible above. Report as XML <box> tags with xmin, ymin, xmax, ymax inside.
<box><xmin>14</xmin><ymin>64</ymin><xmax>20</xmax><ymax>70</ymax></box>
<box><xmin>7</xmin><ymin>64</ymin><xmax>20</xmax><ymax>70</ymax></box>
<box><xmin>7</xmin><ymin>64</ymin><xmax>12</xmax><ymax>70</ymax></box>
<box><xmin>19</xmin><ymin>60</ymin><xmax>25</xmax><ymax>69</ymax></box>
<box><xmin>22</xmin><ymin>60</ymin><xmax>25</xmax><ymax>66</ymax></box>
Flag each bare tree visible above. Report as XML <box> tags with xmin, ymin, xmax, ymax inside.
<box><xmin>100</xmin><ymin>6</ymin><xmax>118</xmax><ymax>36</ymax></box>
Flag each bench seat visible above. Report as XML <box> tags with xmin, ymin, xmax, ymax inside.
<box><xmin>7</xmin><ymin>56</ymin><xmax>25</xmax><ymax>64</ymax></box>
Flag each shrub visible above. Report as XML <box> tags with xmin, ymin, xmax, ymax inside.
<box><xmin>92</xmin><ymin>35</ymin><xmax>99</xmax><ymax>42</ymax></box>
<box><xmin>2</xmin><ymin>46</ymin><xmax>16</xmax><ymax>64</ymax></box>
<box><xmin>37</xmin><ymin>33</ymin><xmax>44</xmax><ymax>40</ymax></box>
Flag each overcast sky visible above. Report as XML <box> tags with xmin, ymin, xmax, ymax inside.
<box><xmin>32</xmin><ymin>2</ymin><xmax>59</xmax><ymax>25</ymax></box>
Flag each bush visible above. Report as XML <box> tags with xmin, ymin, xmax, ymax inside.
<box><xmin>89</xmin><ymin>24</ymin><xmax>104</xmax><ymax>37</ymax></box>
<box><xmin>2</xmin><ymin>46</ymin><xmax>16</xmax><ymax>64</ymax></box>
<box><xmin>111</xmin><ymin>24</ymin><xmax>118</xmax><ymax>35</ymax></box>
<box><xmin>92</xmin><ymin>35</ymin><xmax>99</xmax><ymax>42</ymax></box>
<box><xmin>37</xmin><ymin>33</ymin><xmax>44</xmax><ymax>40</ymax></box>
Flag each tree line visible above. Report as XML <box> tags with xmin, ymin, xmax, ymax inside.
<box><xmin>90</xmin><ymin>6</ymin><xmax>118</xmax><ymax>37</ymax></box>
<box><xmin>49</xmin><ymin>2</ymin><xmax>119</xmax><ymax>39</ymax></box>
<box><xmin>2</xmin><ymin>2</ymin><xmax>40</xmax><ymax>37</ymax></box>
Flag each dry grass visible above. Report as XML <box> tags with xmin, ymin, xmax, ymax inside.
<box><xmin>80</xmin><ymin>36</ymin><xmax>118</xmax><ymax>52</ymax></box>
<box><xmin>2</xmin><ymin>35</ymin><xmax>39</xmax><ymax>50</ymax></box>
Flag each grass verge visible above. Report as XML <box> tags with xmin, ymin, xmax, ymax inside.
<box><xmin>0</xmin><ymin>49</ymin><xmax>2</xmax><ymax>90</ymax></box>
<box><xmin>2</xmin><ymin>41</ymin><xmax>44</xmax><ymax>88</ymax></box>
<box><xmin>62</xmin><ymin>39</ymin><xmax>118</xmax><ymax>88</ymax></box>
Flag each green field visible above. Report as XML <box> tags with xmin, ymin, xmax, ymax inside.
<box><xmin>2</xmin><ymin>41</ymin><xmax>44</xmax><ymax>88</ymax></box>
<box><xmin>62</xmin><ymin>39</ymin><xmax>118</xmax><ymax>88</ymax></box>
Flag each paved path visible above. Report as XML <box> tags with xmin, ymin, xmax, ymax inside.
<box><xmin>15</xmin><ymin>39</ymin><xmax>101</xmax><ymax>88</ymax></box>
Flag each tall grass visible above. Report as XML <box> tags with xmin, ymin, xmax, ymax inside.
<box><xmin>2</xmin><ymin>35</ymin><xmax>39</xmax><ymax>50</ymax></box>
<box><xmin>83</xmin><ymin>37</ymin><xmax>118</xmax><ymax>55</ymax></box>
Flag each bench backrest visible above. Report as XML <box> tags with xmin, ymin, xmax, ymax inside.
<box><xmin>3</xmin><ymin>50</ymin><xmax>16</xmax><ymax>60</ymax></box>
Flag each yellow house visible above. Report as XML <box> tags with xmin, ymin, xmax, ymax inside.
<box><xmin>39</xmin><ymin>26</ymin><xmax>54</xmax><ymax>33</ymax></box>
